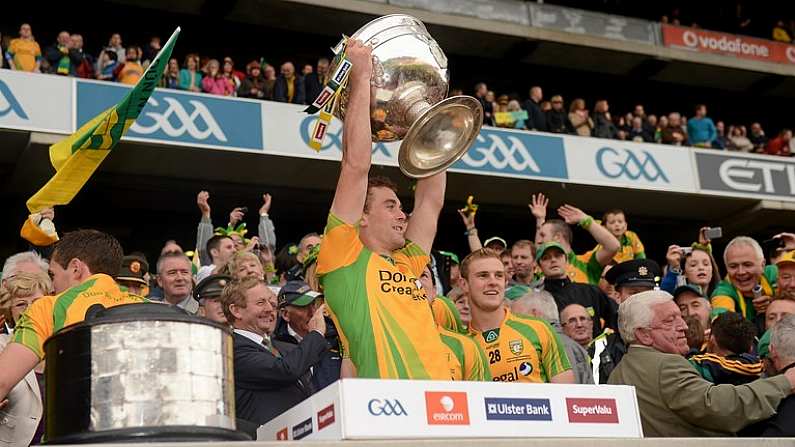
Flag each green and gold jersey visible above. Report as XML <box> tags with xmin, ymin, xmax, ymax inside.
<box><xmin>432</xmin><ymin>295</ymin><xmax>465</xmax><ymax>334</ymax></box>
<box><xmin>439</xmin><ymin>326</ymin><xmax>491</xmax><ymax>381</ymax></box>
<box><xmin>317</xmin><ymin>213</ymin><xmax>449</xmax><ymax>379</ymax></box>
<box><xmin>567</xmin><ymin>250</ymin><xmax>604</xmax><ymax>285</ymax></box>
<box><xmin>470</xmin><ymin>309</ymin><xmax>571</xmax><ymax>383</ymax></box>
<box><xmin>14</xmin><ymin>274</ymin><xmax>145</xmax><ymax>359</ymax></box>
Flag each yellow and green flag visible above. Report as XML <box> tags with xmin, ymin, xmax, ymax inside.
<box><xmin>26</xmin><ymin>27</ymin><xmax>181</xmax><ymax>213</ymax></box>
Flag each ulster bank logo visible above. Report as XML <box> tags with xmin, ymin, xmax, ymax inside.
<box><xmin>131</xmin><ymin>96</ymin><xmax>228</xmax><ymax>142</ymax></box>
<box><xmin>0</xmin><ymin>80</ymin><xmax>29</xmax><ymax>120</ymax></box>
<box><xmin>595</xmin><ymin>147</ymin><xmax>669</xmax><ymax>183</ymax></box>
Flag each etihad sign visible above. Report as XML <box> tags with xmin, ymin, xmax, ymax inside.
<box><xmin>566</xmin><ymin>398</ymin><xmax>619</xmax><ymax>423</ymax></box>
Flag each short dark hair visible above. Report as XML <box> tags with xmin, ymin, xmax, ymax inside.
<box><xmin>207</xmin><ymin>235</ymin><xmax>231</xmax><ymax>257</ymax></box>
<box><xmin>602</xmin><ymin>209</ymin><xmax>625</xmax><ymax>222</ymax></box>
<box><xmin>684</xmin><ymin>316</ymin><xmax>705</xmax><ymax>351</ymax></box>
<box><xmin>364</xmin><ymin>176</ymin><xmax>399</xmax><ymax>213</ymax></box>
<box><xmin>52</xmin><ymin>230</ymin><xmax>123</xmax><ymax>277</ymax></box>
<box><xmin>543</xmin><ymin>219</ymin><xmax>573</xmax><ymax>246</ymax></box>
<box><xmin>711</xmin><ymin>312</ymin><xmax>757</xmax><ymax>355</ymax></box>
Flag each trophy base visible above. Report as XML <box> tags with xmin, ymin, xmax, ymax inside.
<box><xmin>398</xmin><ymin>95</ymin><xmax>483</xmax><ymax>178</ymax></box>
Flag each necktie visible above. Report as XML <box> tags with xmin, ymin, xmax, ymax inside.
<box><xmin>263</xmin><ymin>336</ymin><xmax>280</xmax><ymax>357</ymax></box>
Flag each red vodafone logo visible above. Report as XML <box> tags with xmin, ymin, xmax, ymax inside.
<box><xmin>425</xmin><ymin>391</ymin><xmax>470</xmax><ymax>425</ymax></box>
<box><xmin>566</xmin><ymin>398</ymin><xmax>619</xmax><ymax>423</ymax></box>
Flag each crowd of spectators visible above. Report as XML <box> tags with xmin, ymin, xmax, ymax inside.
<box><xmin>3</xmin><ymin>28</ymin><xmax>795</xmax><ymax>444</ymax></box>
<box><xmin>3</xmin><ymin>23</ymin><xmax>794</xmax><ymax>157</ymax></box>
<box><xmin>475</xmin><ymin>82</ymin><xmax>794</xmax><ymax>157</ymax></box>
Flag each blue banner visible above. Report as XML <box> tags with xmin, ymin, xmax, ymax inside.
<box><xmin>452</xmin><ymin>128</ymin><xmax>568</xmax><ymax>180</ymax></box>
<box><xmin>76</xmin><ymin>80</ymin><xmax>263</xmax><ymax>151</ymax></box>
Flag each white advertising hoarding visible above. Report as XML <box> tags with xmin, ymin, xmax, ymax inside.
<box><xmin>0</xmin><ymin>70</ymin><xmax>72</xmax><ymax>133</ymax></box>
<box><xmin>257</xmin><ymin>379</ymin><xmax>642</xmax><ymax>440</ymax></box>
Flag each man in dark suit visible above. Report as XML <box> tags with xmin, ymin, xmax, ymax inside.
<box><xmin>304</xmin><ymin>57</ymin><xmax>330</xmax><ymax>105</ymax></box>
<box><xmin>221</xmin><ymin>276</ymin><xmax>329</xmax><ymax>433</ymax></box>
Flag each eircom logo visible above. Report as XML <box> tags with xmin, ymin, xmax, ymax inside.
<box><xmin>425</xmin><ymin>391</ymin><xmax>469</xmax><ymax>425</ymax></box>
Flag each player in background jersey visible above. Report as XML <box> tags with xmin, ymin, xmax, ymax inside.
<box><xmin>316</xmin><ymin>40</ymin><xmax>450</xmax><ymax>379</ymax></box>
<box><xmin>0</xmin><ymin>230</ymin><xmax>144</xmax><ymax>405</ymax></box>
<box><xmin>461</xmin><ymin>248</ymin><xmax>574</xmax><ymax>383</ymax></box>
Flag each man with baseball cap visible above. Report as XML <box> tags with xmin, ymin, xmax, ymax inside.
<box><xmin>776</xmin><ymin>249</ymin><xmax>795</xmax><ymax>301</ymax></box>
<box><xmin>194</xmin><ymin>274</ymin><xmax>231</xmax><ymax>324</ymax></box>
<box><xmin>273</xmin><ymin>280</ymin><xmax>340</xmax><ymax>389</ymax></box>
<box><xmin>595</xmin><ymin>258</ymin><xmax>663</xmax><ymax>383</ymax></box>
<box><xmin>537</xmin><ymin>242</ymin><xmax>616</xmax><ymax>339</ymax></box>
<box><xmin>115</xmin><ymin>255</ymin><xmax>150</xmax><ymax>297</ymax></box>
<box><xmin>673</xmin><ymin>284</ymin><xmax>712</xmax><ymax>337</ymax></box>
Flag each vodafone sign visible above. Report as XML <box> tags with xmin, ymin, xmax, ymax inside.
<box><xmin>662</xmin><ymin>24</ymin><xmax>795</xmax><ymax>65</ymax></box>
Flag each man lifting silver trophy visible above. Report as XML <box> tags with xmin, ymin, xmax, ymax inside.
<box><xmin>307</xmin><ymin>14</ymin><xmax>483</xmax><ymax>177</ymax></box>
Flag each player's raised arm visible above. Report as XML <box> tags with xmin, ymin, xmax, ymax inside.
<box><xmin>330</xmin><ymin>40</ymin><xmax>374</xmax><ymax>225</ymax></box>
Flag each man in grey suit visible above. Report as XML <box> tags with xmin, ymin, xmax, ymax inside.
<box><xmin>608</xmin><ymin>290</ymin><xmax>795</xmax><ymax>437</ymax></box>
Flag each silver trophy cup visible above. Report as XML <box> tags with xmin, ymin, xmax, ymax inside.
<box><xmin>332</xmin><ymin>14</ymin><xmax>483</xmax><ymax>178</ymax></box>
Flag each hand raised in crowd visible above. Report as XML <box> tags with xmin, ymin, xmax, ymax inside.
<box><xmin>666</xmin><ymin>244</ymin><xmax>683</xmax><ymax>269</ymax></box>
<box><xmin>773</xmin><ymin>232</ymin><xmax>795</xmax><ymax>249</ymax></box>
<box><xmin>345</xmin><ymin>39</ymin><xmax>373</xmax><ymax>85</ymax></box>
<box><xmin>557</xmin><ymin>204</ymin><xmax>586</xmax><ymax>225</ymax></box>
<box><xmin>259</xmin><ymin>193</ymin><xmax>272</xmax><ymax>216</ymax></box>
<box><xmin>308</xmin><ymin>304</ymin><xmax>327</xmax><ymax>336</ymax></box>
<box><xmin>752</xmin><ymin>295</ymin><xmax>772</xmax><ymax>314</ymax></box>
<box><xmin>529</xmin><ymin>193</ymin><xmax>548</xmax><ymax>222</ymax></box>
<box><xmin>197</xmin><ymin>191</ymin><xmax>211</xmax><ymax>218</ymax></box>
<box><xmin>458</xmin><ymin>208</ymin><xmax>476</xmax><ymax>231</ymax></box>
<box><xmin>245</xmin><ymin>236</ymin><xmax>261</xmax><ymax>252</ymax></box>
<box><xmin>229</xmin><ymin>207</ymin><xmax>245</xmax><ymax>226</ymax></box>
<box><xmin>698</xmin><ymin>227</ymin><xmax>710</xmax><ymax>245</ymax></box>
<box><xmin>40</xmin><ymin>207</ymin><xmax>55</xmax><ymax>221</ymax></box>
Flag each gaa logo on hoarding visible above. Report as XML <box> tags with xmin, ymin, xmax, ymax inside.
<box><xmin>132</xmin><ymin>96</ymin><xmax>228</xmax><ymax>142</ymax></box>
<box><xmin>596</xmin><ymin>147</ymin><xmax>669</xmax><ymax>182</ymax></box>
<box><xmin>299</xmin><ymin>115</ymin><xmax>391</xmax><ymax>157</ymax></box>
<box><xmin>460</xmin><ymin>133</ymin><xmax>542</xmax><ymax>174</ymax></box>
<box><xmin>368</xmin><ymin>399</ymin><xmax>408</xmax><ymax>416</ymax></box>
<box><xmin>0</xmin><ymin>80</ymin><xmax>29</xmax><ymax>120</ymax></box>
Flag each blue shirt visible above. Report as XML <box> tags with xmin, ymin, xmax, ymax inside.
<box><xmin>687</xmin><ymin>117</ymin><xmax>717</xmax><ymax>145</ymax></box>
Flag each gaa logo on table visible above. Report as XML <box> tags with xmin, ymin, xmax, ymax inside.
<box><xmin>368</xmin><ymin>398</ymin><xmax>408</xmax><ymax>416</ymax></box>
<box><xmin>425</xmin><ymin>391</ymin><xmax>470</xmax><ymax>425</ymax></box>
<box><xmin>566</xmin><ymin>398</ymin><xmax>619</xmax><ymax>423</ymax></box>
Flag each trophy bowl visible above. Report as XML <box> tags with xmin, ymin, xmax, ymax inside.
<box><xmin>332</xmin><ymin>14</ymin><xmax>483</xmax><ymax>178</ymax></box>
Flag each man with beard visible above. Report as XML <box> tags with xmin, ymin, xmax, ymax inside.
<box><xmin>316</xmin><ymin>41</ymin><xmax>449</xmax><ymax>379</ymax></box>
<box><xmin>608</xmin><ymin>290</ymin><xmax>795</xmax><ymax>437</ymax></box>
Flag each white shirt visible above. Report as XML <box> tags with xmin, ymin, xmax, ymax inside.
<box><xmin>287</xmin><ymin>324</ymin><xmax>303</xmax><ymax>343</ymax></box>
<box><xmin>234</xmin><ymin>328</ymin><xmax>270</xmax><ymax>347</ymax></box>
<box><xmin>196</xmin><ymin>264</ymin><xmax>216</xmax><ymax>282</ymax></box>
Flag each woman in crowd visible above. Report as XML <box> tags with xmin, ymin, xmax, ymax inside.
<box><xmin>201</xmin><ymin>59</ymin><xmax>234</xmax><ymax>96</ymax></box>
<box><xmin>569</xmin><ymin>98</ymin><xmax>594</xmax><ymax>137</ymax></box>
<box><xmin>160</xmin><ymin>57</ymin><xmax>179</xmax><ymax>89</ymax></box>
<box><xmin>222</xmin><ymin>57</ymin><xmax>241</xmax><ymax>97</ymax></box>
<box><xmin>178</xmin><ymin>53</ymin><xmax>202</xmax><ymax>92</ymax></box>
<box><xmin>238</xmin><ymin>60</ymin><xmax>267</xmax><ymax>99</ymax></box>
<box><xmin>0</xmin><ymin>272</ymin><xmax>51</xmax><ymax>446</ymax></box>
